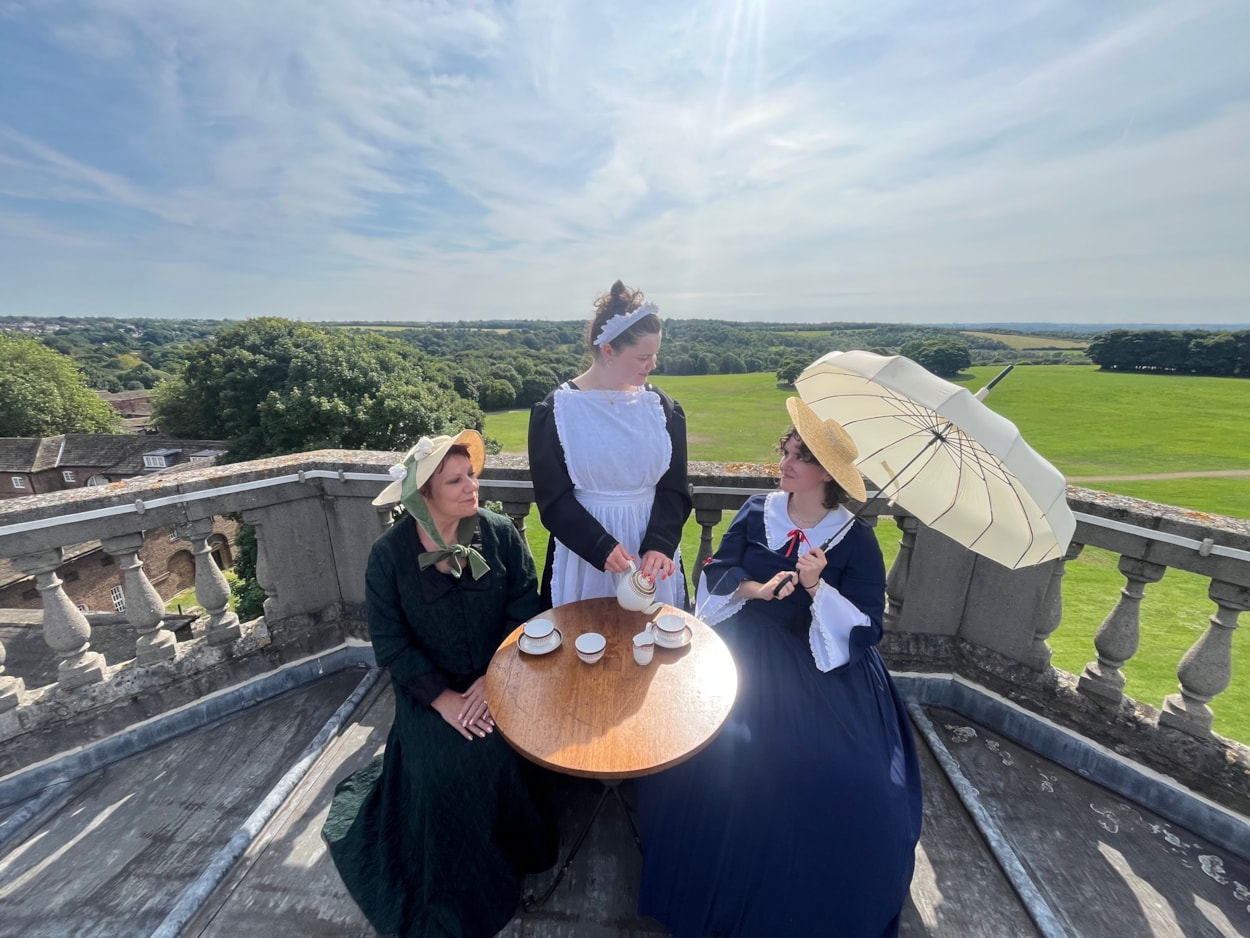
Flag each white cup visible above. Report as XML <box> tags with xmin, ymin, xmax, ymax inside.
<box><xmin>523</xmin><ymin>618</ymin><xmax>556</xmax><ymax>649</ymax></box>
<box><xmin>632</xmin><ymin>631</ymin><xmax>655</xmax><ymax>665</ymax></box>
<box><xmin>654</xmin><ymin>614</ymin><xmax>686</xmax><ymax>646</ymax></box>
<box><xmin>575</xmin><ymin>631</ymin><xmax>606</xmax><ymax>665</ymax></box>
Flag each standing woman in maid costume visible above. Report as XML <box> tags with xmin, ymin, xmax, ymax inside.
<box><xmin>528</xmin><ymin>280</ymin><xmax>692</xmax><ymax>608</ymax></box>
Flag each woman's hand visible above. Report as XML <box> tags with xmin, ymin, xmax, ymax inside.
<box><xmin>739</xmin><ymin>571</ymin><xmax>798</xmax><ymax>601</ymax></box>
<box><xmin>433</xmin><ymin>682</ymin><xmax>493</xmax><ymax>740</ymax></box>
<box><xmin>638</xmin><ymin>549</ymin><xmax>676</xmax><ymax>582</ymax></box>
<box><xmin>603</xmin><ymin>543</ymin><xmax>634</xmax><ymax>574</ymax></box>
<box><xmin>795</xmin><ymin>546</ymin><xmax>827</xmax><ymax>591</ymax></box>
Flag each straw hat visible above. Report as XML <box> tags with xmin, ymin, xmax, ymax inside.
<box><xmin>785</xmin><ymin>397</ymin><xmax>867</xmax><ymax>502</ymax></box>
<box><xmin>372</xmin><ymin>429</ymin><xmax>486</xmax><ymax>510</ymax></box>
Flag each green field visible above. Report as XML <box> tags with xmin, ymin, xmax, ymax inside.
<box><xmin>489</xmin><ymin>366</ymin><xmax>1250</xmax><ymax>741</ymax></box>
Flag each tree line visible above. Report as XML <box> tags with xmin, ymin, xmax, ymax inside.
<box><xmin>1086</xmin><ymin>329</ymin><xmax>1250</xmax><ymax>376</ymax></box>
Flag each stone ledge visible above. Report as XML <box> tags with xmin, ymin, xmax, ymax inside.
<box><xmin>883</xmin><ymin>632</ymin><xmax>1250</xmax><ymax>817</ymax></box>
<box><xmin>0</xmin><ymin>612</ymin><xmax>351</xmax><ymax>778</ymax></box>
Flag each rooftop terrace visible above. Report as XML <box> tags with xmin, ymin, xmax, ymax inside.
<box><xmin>1</xmin><ymin>451</ymin><xmax>1248</xmax><ymax>936</ymax></box>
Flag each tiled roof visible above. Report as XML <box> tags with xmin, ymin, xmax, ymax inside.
<box><xmin>0</xmin><ymin>438</ymin><xmax>43</xmax><ymax>472</ymax></box>
<box><xmin>0</xmin><ymin>435</ymin><xmax>227</xmax><ymax>475</ymax></box>
<box><xmin>0</xmin><ymin>541</ymin><xmax>102</xmax><ymax>589</ymax></box>
<box><xmin>98</xmin><ymin>390</ymin><xmax>153</xmax><ymax>402</ymax></box>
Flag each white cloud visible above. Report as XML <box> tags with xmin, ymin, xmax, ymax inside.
<box><xmin>0</xmin><ymin>0</ymin><xmax>1246</xmax><ymax>322</ymax></box>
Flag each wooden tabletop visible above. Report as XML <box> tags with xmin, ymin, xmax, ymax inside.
<box><xmin>485</xmin><ymin>597</ymin><xmax>738</xmax><ymax>779</ymax></box>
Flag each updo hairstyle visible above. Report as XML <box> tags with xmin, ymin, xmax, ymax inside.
<box><xmin>585</xmin><ymin>280</ymin><xmax>662</xmax><ymax>355</ymax></box>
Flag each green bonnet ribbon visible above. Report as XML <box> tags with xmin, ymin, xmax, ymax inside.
<box><xmin>409</xmin><ymin>494</ymin><xmax>491</xmax><ymax>580</ymax></box>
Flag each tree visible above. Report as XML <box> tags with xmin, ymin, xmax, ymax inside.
<box><xmin>900</xmin><ymin>338</ymin><xmax>971</xmax><ymax>378</ymax></box>
<box><xmin>0</xmin><ymin>334</ymin><xmax>120</xmax><ymax>436</ymax></box>
<box><xmin>152</xmin><ymin>318</ymin><xmax>482</xmax><ymax>460</ymax></box>
<box><xmin>775</xmin><ymin>357</ymin><xmax>806</xmax><ymax>386</ymax></box>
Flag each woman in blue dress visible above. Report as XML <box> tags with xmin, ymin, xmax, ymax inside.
<box><xmin>636</xmin><ymin>397</ymin><xmax>922</xmax><ymax>937</ymax></box>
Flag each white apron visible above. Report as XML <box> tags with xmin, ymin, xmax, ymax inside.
<box><xmin>549</xmin><ymin>385</ymin><xmax>684</xmax><ymax>609</ymax></box>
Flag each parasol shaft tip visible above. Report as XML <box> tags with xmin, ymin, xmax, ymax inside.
<box><xmin>975</xmin><ymin>363</ymin><xmax>1016</xmax><ymax>400</ymax></box>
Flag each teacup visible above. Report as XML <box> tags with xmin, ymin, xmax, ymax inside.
<box><xmin>653</xmin><ymin>614</ymin><xmax>687</xmax><ymax>646</ymax></box>
<box><xmin>575</xmin><ymin>632</ymin><xmax>606</xmax><ymax>665</ymax></box>
<box><xmin>523</xmin><ymin>618</ymin><xmax>557</xmax><ymax>650</ymax></box>
<box><xmin>632</xmin><ymin>631</ymin><xmax>655</xmax><ymax>666</ymax></box>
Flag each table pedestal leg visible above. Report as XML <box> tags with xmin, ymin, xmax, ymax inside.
<box><xmin>523</xmin><ymin>779</ymin><xmax>643</xmax><ymax>911</ymax></box>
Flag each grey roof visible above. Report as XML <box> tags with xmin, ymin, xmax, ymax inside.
<box><xmin>0</xmin><ymin>438</ymin><xmax>42</xmax><ymax>473</ymax></box>
<box><xmin>97</xmin><ymin>390</ymin><xmax>153</xmax><ymax>402</ymax></box>
<box><xmin>0</xmin><ymin>540</ymin><xmax>102</xmax><ymax>590</ymax></box>
<box><xmin>1</xmin><ymin>663</ymin><xmax>1246</xmax><ymax>937</ymax></box>
<box><xmin>0</xmin><ymin>435</ymin><xmax>227</xmax><ymax>475</ymax></box>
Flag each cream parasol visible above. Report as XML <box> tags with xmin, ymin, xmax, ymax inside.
<box><xmin>794</xmin><ymin>350</ymin><xmax>1075</xmax><ymax>570</ymax></box>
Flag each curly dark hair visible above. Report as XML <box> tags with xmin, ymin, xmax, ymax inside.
<box><xmin>777</xmin><ymin>428</ymin><xmax>850</xmax><ymax>509</ymax></box>
<box><xmin>585</xmin><ymin>280</ymin><xmax>662</xmax><ymax>355</ymax></box>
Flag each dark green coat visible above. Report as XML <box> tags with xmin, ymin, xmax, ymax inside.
<box><xmin>323</xmin><ymin>510</ymin><xmax>555</xmax><ymax>937</ymax></box>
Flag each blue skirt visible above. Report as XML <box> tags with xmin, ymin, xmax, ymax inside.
<box><xmin>636</xmin><ymin>611</ymin><xmax>922</xmax><ymax>938</ymax></box>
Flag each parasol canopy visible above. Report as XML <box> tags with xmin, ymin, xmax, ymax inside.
<box><xmin>795</xmin><ymin>350</ymin><xmax>1075</xmax><ymax>569</ymax></box>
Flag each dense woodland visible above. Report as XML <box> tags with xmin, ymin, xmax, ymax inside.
<box><xmin>1086</xmin><ymin>329</ymin><xmax>1250</xmax><ymax>376</ymax></box>
<box><xmin>1</xmin><ymin>314</ymin><xmax>1084</xmax><ymax>409</ymax></box>
<box><xmin>3</xmin><ymin>318</ymin><xmax>1246</xmax><ymax>439</ymax></box>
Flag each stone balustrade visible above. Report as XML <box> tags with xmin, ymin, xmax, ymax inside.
<box><xmin>1</xmin><ymin>451</ymin><xmax>1247</xmax><ymax>809</ymax></box>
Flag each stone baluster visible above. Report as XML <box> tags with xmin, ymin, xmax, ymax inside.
<box><xmin>1028</xmin><ymin>541</ymin><xmax>1085</xmax><ymax>669</ymax></box>
<box><xmin>1078</xmin><ymin>556</ymin><xmax>1165</xmax><ymax>703</ymax></box>
<box><xmin>101</xmin><ymin>532</ymin><xmax>177</xmax><ymax>665</ymax></box>
<box><xmin>1159</xmin><ymin>580</ymin><xmax>1249</xmax><ymax>736</ymax></box>
<box><xmin>693</xmin><ymin>507</ymin><xmax>723</xmax><ymax>593</ymax></box>
<box><xmin>376</xmin><ymin>504</ymin><xmax>397</xmax><ymax>535</ymax></box>
<box><xmin>178</xmin><ymin>519</ymin><xmax>242</xmax><ymax>646</ymax></box>
<box><xmin>500</xmin><ymin>499</ymin><xmax>533</xmax><ymax>536</ymax></box>
<box><xmin>250</xmin><ymin>521</ymin><xmax>278</xmax><ymax>618</ymax></box>
<box><xmin>12</xmin><ymin>549</ymin><xmax>106</xmax><ymax>690</ymax></box>
<box><xmin>0</xmin><ymin>635</ymin><xmax>24</xmax><ymax>711</ymax></box>
<box><xmin>884</xmin><ymin>515</ymin><xmax>919</xmax><ymax>631</ymax></box>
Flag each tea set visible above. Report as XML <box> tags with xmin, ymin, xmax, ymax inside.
<box><xmin>518</xmin><ymin>560</ymin><xmax>693</xmax><ymax>664</ymax></box>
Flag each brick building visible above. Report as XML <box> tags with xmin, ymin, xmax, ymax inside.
<box><xmin>0</xmin><ymin>435</ymin><xmax>226</xmax><ymax>499</ymax></box>
<box><xmin>0</xmin><ymin>520</ymin><xmax>238</xmax><ymax>614</ymax></box>
<box><xmin>0</xmin><ymin>433</ymin><xmax>236</xmax><ymax>613</ymax></box>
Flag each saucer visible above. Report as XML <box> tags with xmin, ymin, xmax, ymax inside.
<box><xmin>518</xmin><ymin>627</ymin><xmax>562</xmax><ymax>655</ymax></box>
<box><xmin>653</xmin><ymin>625</ymin><xmax>692</xmax><ymax>649</ymax></box>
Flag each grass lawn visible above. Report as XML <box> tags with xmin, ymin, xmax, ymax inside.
<box><xmin>163</xmin><ymin>571</ymin><xmax>239</xmax><ymax>614</ymax></box>
<box><xmin>487</xmin><ymin>366</ymin><xmax>1249</xmax><ymax>743</ymax></box>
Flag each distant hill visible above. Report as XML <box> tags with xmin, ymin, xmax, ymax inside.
<box><xmin>948</xmin><ymin>322</ymin><xmax>1247</xmax><ymax>333</ymax></box>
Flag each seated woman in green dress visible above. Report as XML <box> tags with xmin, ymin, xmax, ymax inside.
<box><xmin>322</xmin><ymin>429</ymin><xmax>556</xmax><ymax>938</ymax></box>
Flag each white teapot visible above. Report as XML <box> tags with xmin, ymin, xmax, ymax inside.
<box><xmin>616</xmin><ymin>559</ymin><xmax>662</xmax><ymax>614</ymax></box>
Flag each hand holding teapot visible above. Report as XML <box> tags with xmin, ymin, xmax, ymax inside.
<box><xmin>616</xmin><ymin>558</ymin><xmax>663</xmax><ymax>614</ymax></box>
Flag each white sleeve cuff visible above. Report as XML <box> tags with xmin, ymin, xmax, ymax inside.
<box><xmin>694</xmin><ymin>576</ymin><xmax>748</xmax><ymax>627</ymax></box>
<box><xmin>808</xmin><ymin>583</ymin><xmax>871</xmax><ymax>672</ymax></box>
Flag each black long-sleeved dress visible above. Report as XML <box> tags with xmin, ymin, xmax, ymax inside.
<box><xmin>322</xmin><ymin>510</ymin><xmax>556</xmax><ymax>938</ymax></box>
<box><xmin>528</xmin><ymin>381</ymin><xmax>691</xmax><ymax>608</ymax></box>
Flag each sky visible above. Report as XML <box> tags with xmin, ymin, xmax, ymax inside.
<box><xmin>1</xmin><ymin>1</ymin><xmax>1248</xmax><ymax>325</ymax></box>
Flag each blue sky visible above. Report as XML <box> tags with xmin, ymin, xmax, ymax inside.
<box><xmin>1</xmin><ymin>0</ymin><xmax>1247</xmax><ymax>324</ymax></box>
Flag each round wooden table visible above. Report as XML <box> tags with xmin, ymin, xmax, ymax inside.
<box><xmin>485</xmin><ymin>597</ymin><xmax>738</xmax><ymax>780</ymax></box>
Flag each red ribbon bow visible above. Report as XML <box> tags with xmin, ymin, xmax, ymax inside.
<box><xmin>783</xmin><ymin>528</ymin><xmax>810</xmax><ymax>558</ymax></box>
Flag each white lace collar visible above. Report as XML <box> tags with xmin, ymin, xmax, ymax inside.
<box><xmin>763</xmin><ymin>492</ymin><xmax>855</xmax><ymax>552</ymax></box>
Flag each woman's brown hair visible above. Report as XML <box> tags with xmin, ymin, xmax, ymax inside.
<box><xmin>585</xmin><ymin>280</ymin><xmax>662</xmax><ymax>354</ymax></box>
<box><xmin>417</xmin><ymin>444</ymin><xmax>472</xmax><ymax>499</ymax></box>
<box><xmin>777</xmin><ymin>428</ymin><xmax>851</xmax><ymax>509</ymax></box>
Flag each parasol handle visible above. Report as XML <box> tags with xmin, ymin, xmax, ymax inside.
<box><xmin>770</xmin><ymin>430</ymin><xmax>947</xmax><ymax>597</ymax></box>
<box><xmin>974</xmin><ymin>363</ymin><xmax>1015</xmax><ymax>401</ymax></box>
